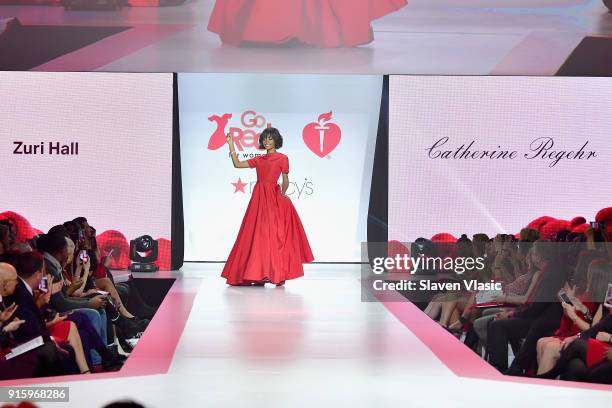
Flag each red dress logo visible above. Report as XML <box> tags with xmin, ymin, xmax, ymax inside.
<box><xmin>208</xmin><ymin>111</ymin><xmax>270</xmax><ymax>151</ymax></box>
<box><xmin>207</xmin><ymin>113</ymin><xmax>233</xmax><ymax>150</ymax></box>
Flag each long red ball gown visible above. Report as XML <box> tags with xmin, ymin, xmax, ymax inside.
<box><xmin>221</xmin><ymin>152</ymin><xmax>314</xmax><ymax>285</ymax></box>
<box><xmin>207</xmin><ymin>0</ymin><xmax>408</xmax><ymax>48</ymax></box>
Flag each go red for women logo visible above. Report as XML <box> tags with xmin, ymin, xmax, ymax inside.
<box><xmin>207</xmin><ymin>110</ymin><xmax>342</xmax><ymax>158</ymax></box>
<box><xmin>302</xmin><ymin>111</ymin><xmax>341</xmax><ymax>158</ymax></box>
<box><xmin>207</xmin><ymin>111</ymin><xmax>271</xmax><ymax>151</ymax></box>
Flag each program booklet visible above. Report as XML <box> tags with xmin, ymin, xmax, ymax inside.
<box><xmin>4</xmin><ymin>336</ymin><xmax>44</xmax><ymax>360</ymax></box>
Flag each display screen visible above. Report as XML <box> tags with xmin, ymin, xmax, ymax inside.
<box><xmin>179</xmin><ymin>73</ymin><xmax>382</xmax><ymax>262</ymax></box>
<box><xmin>389</xmin><ymin>75</ymin><xmax>612</xmax><ymax>241</ymax></box>
<box><xmin>0</xmin><ymin>72</ymin><xmax>174</xmax><ymax>268</ymax></box>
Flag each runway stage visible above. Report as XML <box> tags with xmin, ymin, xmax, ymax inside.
<box><xmin>7</xmin><ymin>263</ymin><xmax>611</xmax><ymax>407</ymax></box>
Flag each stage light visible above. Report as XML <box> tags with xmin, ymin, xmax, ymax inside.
<box><xmin>128</xmin><ymin>235</ymin><xmax>159</xmax><ymax>273</ymax></box>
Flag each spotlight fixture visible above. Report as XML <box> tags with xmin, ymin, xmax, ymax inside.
<box><xmin>128</xmin><ymin>235</ymin><xmax>159</xmax><ymax>272</ymax></box>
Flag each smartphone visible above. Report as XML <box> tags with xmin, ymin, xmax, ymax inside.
<box><xmin>96</xmin><ymin>290</ymin><xmax>109</xmax><ymax>296</ymax></box>
<box><xmin>79</xmin><ymin>250</ymin><xmax>89</xmax><ymax>263</ymax></box>
<box><xmin>38</xmin><ymin>276</ymin><xmax>48</xmax><ymax>293</ymax></box>
<box><xmin>559</xmin><ymin>292</ymin><xmax>573</xmax><ymax>305</ymax></box>
<box><xmin>590</xmin><ymin>221</ymin><xmax>600</xmax><ymax>230</ymax></box>
<box><xmin>78</xmin><ymin>228</ymin><xmax>85</xmax><ymax>246</ymax></box>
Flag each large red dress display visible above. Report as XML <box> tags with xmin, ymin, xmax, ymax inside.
<box><xmin>208</xmin><ymin>0</ymin><xmax>408</xmax><ymax>48</ymax></box>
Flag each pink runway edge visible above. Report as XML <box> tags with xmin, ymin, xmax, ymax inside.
<box><xmin>0</xmin><ymin>277</ymin><xmax>199</xmax><ymax>386</ymax></box>
<box><xmin>380</xmin><ymin>295</ymin><xmax>612</xmax><ymax>392</ymax></box>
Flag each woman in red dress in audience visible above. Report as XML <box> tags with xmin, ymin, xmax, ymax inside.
<box><xmin>208</xmin><ymin>0</ymin><xmax>408</xmax><ymax>48</ymax></box>
<box><xmin>221</xmin><ymin>128</ymin><xmax>314</xmax><ymax>286</ymax></box>
<box><xmin>535</xmin><ymin>260</ymin><xmax>611</xmax><ymax>375</ymax></box>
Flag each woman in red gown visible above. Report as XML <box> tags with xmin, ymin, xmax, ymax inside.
<box><xmin>208</xmin><ymin>0</ymin><xmax>408</xmax><ymax>48</ymax></box>
<box><xmin>221</xmin><ymin>127</ymin><xmax>314</xmax><ymax>286</ymax></box>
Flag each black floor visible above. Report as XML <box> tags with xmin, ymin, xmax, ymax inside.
<box><xmin>556</xmin><ymin>36</ymin><xmax>612</xmax><ymax>76</ymax></box>
<box><xmin>0</xmin><ymin>23</ymin><xmax>129</xmax><ymax>70</ymax></box>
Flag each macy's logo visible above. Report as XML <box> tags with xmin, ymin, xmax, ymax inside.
<box><xmin>207</xmin><ymin>110</ymin><xmax>342</xmax><ymax>157</ymax></box>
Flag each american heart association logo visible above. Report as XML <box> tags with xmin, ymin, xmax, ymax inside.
<box><xmin>302</xmin><ymin>111</ymin><xmax>341</xmax><ymax>158</ymax></box>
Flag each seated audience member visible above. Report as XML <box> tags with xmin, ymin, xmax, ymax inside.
<box><xmin>38</xmin><ymin>232</ymin><xmax>105</xmax><ymax>312</ymax></box>
<box><xmin>38</xmin><ymin>232</ymin><xmax>111</xmax><ymax>342</ymax></box>
<box><xmin>0</xmin><ymin>220</ymin><xmax>16</xmax><ymax>248</ymax></box>
<box><xmin>447</xmin><ymin>235</ymin><xmax>523</xmax><ymax>330</ymax></box>
<box><xmin>63</xmin><ymin>236</ymin><xmax>95</xmax><ymax>298</ymax></box>
<box><xmin>13</xmin><ymin>252</ymin><xmax>94</xmax><ymax>374</ymax></box>
<box><xmin>585</xmin><ymin>224</ymin><xmax>612</xmax><ymax>259</ymax></box>
<box><xmin>487</xmin><ymin>240</ymin><xmax>569</xmax><ymax>375</ymax></box>
<box><xmin>424</xmin><ymin>235</ymin><xmax>479</xmax><ymax>330</ymax></box>
<box><xmin>0</xmin><ymin>261</ymin><xmax>66</xmax><ymax>379</ymax></box>
<box><xmin>39</xmin><ymin>232</ymin><xmax>144</xmax><ymax>352</ymax></box>
<box><xmin>539</xmin><ymin>312</ymin><xmax>611</xmax><ymax>383</ymax></box>
<box><xmin>571</xmin><ymin>249</ymin><xmax>609</xmax><ymax>298</ymax></box>
<box><xmin>469</xmin><ymin>246</ymin><xmax>542</xmax><ymax>347</ymax></box>
<box><xmin>520</xmin><ymin>228</ymin><xmax>540</xmax><ymax>243</ymax></box>
<box><xmin>68</xmin><ymin>219</ymin><xmax>152</xmax><ymax>324</ymax></box>
<box><xmin>1</xmin><ymin>253</ymin><xmax>79</xmax><ymax>375</ymax></box>
<box><xmin>61</xmin><ymin>236</ymin><xmax>127</xmax><ymax>365</ymax></box>
<box><xmin>3</xmin><ymin>253</ymin><xmax>123</xmax><ymax>374</ymax></box>
<box><xmin>536</xmin><ymin>260</ymin><xmax>611</xmax><ymax>375</ymax></box>
<box><xmin>0</xmin><ymin>224</ymin><xmax>10</xmax><ymax>255</ymax></box>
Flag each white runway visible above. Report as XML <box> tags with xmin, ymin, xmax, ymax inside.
<box><xmin>27</xmin><ymin>263</ymin><xmax>612</xmax><ymax>407</ymax></box>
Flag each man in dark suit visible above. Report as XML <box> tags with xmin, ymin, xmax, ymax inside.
<box><xmin>4</xmin><ymin>254</ymin><xmax>52</xmax><ymax>344</ymax></box>
<box><xmin>39</xmin><ymin>233</ymin><xmax>107</xmax><ymax>313</ymax></box>
<box><xmin>487</xmin><ymin>241</ymin><xmax>569</xmax><ymax>374</ymax></box>
<box><xmin>0</xmin><ymin>255</ymin><xmax>71</xmax><ymax>377</ymax></box>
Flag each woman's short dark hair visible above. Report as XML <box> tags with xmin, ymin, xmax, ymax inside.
<box><xmin>259</xmin><ymin>127</ymin><xmax>283</xmax><ymax>149</ymax></box>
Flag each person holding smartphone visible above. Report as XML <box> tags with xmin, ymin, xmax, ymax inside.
<box><xmin>71</xmin><ymin>219</ymin><xmax>148</xmax><ymax>324</ymax></box>
<box><xmin>0</xmin><ymin>261</ymin><xmax>69</xmax><ymax>380</ymax></box>
<box><xmin>535</xmin><ymin>260</ymin><xmax>611</xmax><ymax>375</ymax></box>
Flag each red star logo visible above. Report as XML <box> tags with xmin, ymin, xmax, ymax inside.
<box><xmin>231</xmin><ymin>177</ymin><xmax>247</xmax><ymax>193</ymax></box>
